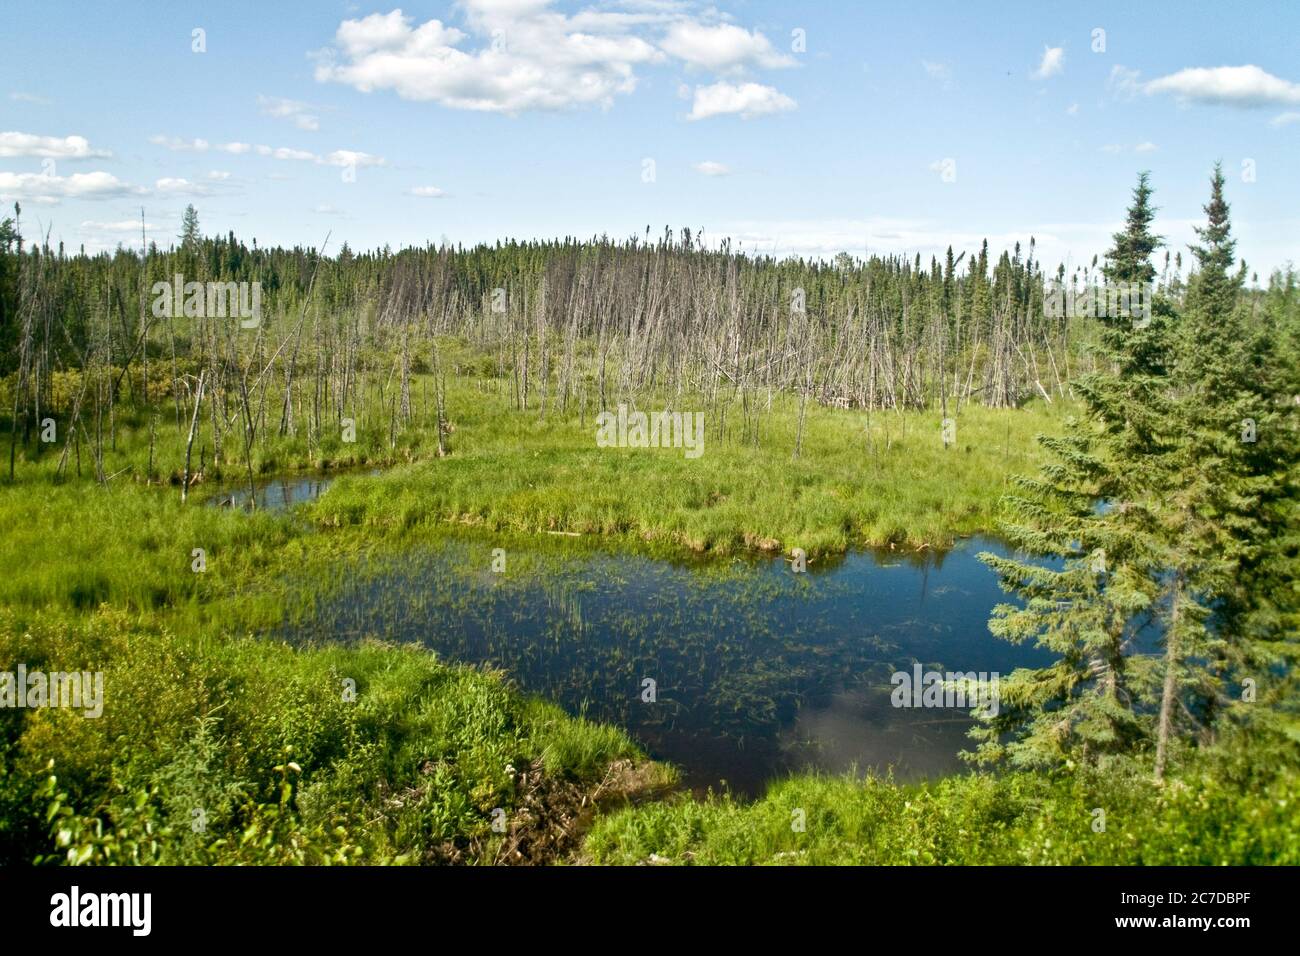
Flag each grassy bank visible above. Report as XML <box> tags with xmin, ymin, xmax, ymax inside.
<box><xmin>0</xmin><ymin>605</ymin><xmax>669</xmax><ymax>865</ymax></box>
<box><xmin>3</xmin><ymin>431</ymin><xmax>1294</xmax><ymax>864</ymax></box>
<box><xmin>584</xmin><ymin>741</ymin><xmax>1300</xmax><ymax>865</ymax></box>
<box><xmin>0</xmin><ymin>393</ymin><xmax>692</xmax><ymax>864</ymax></box>
<box><xmin>312</xmin><ymin>375</ymin><xmax>1070</xmax><ymax>556</ymax></box>
<box><xmin>6</xmin><ymin>360</ymin><xmax>1071</xmax><ymax>559</ymax></box>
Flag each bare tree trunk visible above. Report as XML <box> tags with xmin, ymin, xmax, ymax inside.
<box><xmin>182</xmin><ymin>371</ymin><xmax>206</xmax><ymax>503</ymax></box>
<box><xmin>1154</xmin><ymin>573</ymin><xmax>1183</xmax><ymax>782</ymax></box>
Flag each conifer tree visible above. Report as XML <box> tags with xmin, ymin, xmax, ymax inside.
<box><xmin>180</xmin><ymin>204</ymin><xmax>201</xmax><ymax>250</ymax></box>
<box><xmin>974</xmin><ymin>173</ymin><xmax>1171</xmax><ymax>768</ymax></box>
<box><xmin>1156</xmin><ymin>165</ymin><xmax>1299</xmax><ymax>772</ymax></box>
<box><xmin>977</xmin><ymin>167</ymin><xmax>1298</xmax><ymax>777</ymax></box>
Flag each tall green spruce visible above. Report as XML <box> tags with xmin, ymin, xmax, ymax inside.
<box><xmin>973</xmin><ymin>172</ymin><xmax>1170</xmax><ymax>770</ymax></box>
<box><xmin>1165</xmin><ymin>165</ymin><xmax>1299</xmax><ymax>767</ymax></box>
<box><xmin>180</xmin><ymin>204</ymin><xmax>201</xmax><ymax>250</ymax></box>
<box><xmin>976</xmin><ymin>166</ymin><xmax>1298</xmax><ymax>777</ymax></box>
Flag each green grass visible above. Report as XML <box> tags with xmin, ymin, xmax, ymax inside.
<box><xmin>0</xmin><ymin>367</ymin><xmax>1097</xmax><ymax>867</ymax></box>
<box><xmin>312</xmin><ymin>376</ymin><xmax>1070</xmax><ymax>556</ymax></box>
<box><xmin>7</xmin><ymin>392</ymin><xmax>1289</xmax><ymax>863</ymax></box>
<box><xmin>14</xmin><ymin>359</ymin><xmax>1285</xmax><ymax>867</ymax></box>
<box><xmin>0</xmin><ymin>482</ymin><xmax>298</xmax><ymax>615</ymax></box>
<box><xmin>2</xmin><ymin>370</ymin><xmax>713</xmax><ymax>864</ymax></box>
<box><xmin>0</xmin><ymin>606</ymin><xmax>665</xmax><ymax>865</ymax></box>
<box><xmin>0</xmin><ymin>366</ymin><xmax>1071</xmax><ymax>618</ymax></box>
<box><xmin>584</xmin><ymin>745</ymin><xmax>1300</xmax><ymax>865</ymax></box>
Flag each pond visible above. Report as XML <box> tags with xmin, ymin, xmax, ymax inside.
<box><xmin>205</xmin><ymin>469</ymin><xmax>379</xmax><ymax>511</ymax></box>
<box><xmin>281</xmin><ymin>528</ymin><xmax>1056</xmax><ymax>798</ymax></box>
<box><xmin>205</xmin><ymin>474</ymin><xmax>336</xmax><ymax>511</ymax></box>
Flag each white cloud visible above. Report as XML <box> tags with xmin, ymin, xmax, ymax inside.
<box><xmin>155</xmin><ymin>177</ymin><xmax>212</xmax><ymax>196</ymax></box>
<box><xmin>256</xmin><ymin>144</ymin><xmax>317</xmax><ymax>161</ymax></box>
<box><xmin>322</xmin><ymin>149</ymin><xmax>385</xmax><ymax>168</ymax></box>
<box><xmin>258</xmin><ymin>95</ymin><xmax>321</xmax><ymax>131</ymax></box>
<box><xmin>1144</xmin><ymin>65</ymin><xmax>1300</xmax><ymax>107</ymax></box>
<box><xmin>1033</xmin><ymin>46</ymin><xmax>1064</xmax><ymax>80</ymax></box>
<box><xmin>81</xmin><ymin>219</ymin><xmax>156</xmax><ymax>233</ymax></box>
<box><xmin>1271</xmin><ymin>111</ymin><xmax>1300</xmax><ymax>127</ymax></box>
<box><xmin>208</xmin><ymin>170</ymin><xmax>232</xmax><ymax>180</ymax></box>
<box><xmin>9</xmin><ymin>92</ymin><xmax>52</xmax><ymax>105</ymax></box>
<box><xmin>693</xmin><ymin>161</ymin><xmax>729</xmax><ymax>176</ymax></box>
<box><xmin>660</xmin><ymin>22</ymin><xmax>791</xmax><ymax>72</ymax></box>
<box><xmin>152</xmin><ymin>136</ymin><xmax>254</xmax><ymax>154</ymax></box>
<box><xmin>921</xmin><ymin>60</ymin><xmax>951</xmax><ymax>83</ymax></box>
<box><xmin>315</xmin><ymin>4</ymin><xmax>791</xmax><ymax>115</ymax></box>
<box><xmin>408</xmin><ymin>185</ymin><xmax>447</xmax><ymax>197</ymax></box>
<box><xmin>333</xmin><ymin>7</ymin><xmax>450</xmax><ymax>57</ymax></box>
<box><xmin>688</xmin><ymin>81</ymin><xmax>795</xmax><ymax>120</ymax></box>
<box><xmin>316</xmin><ymin>6</ymin><xmax>660</xmax><ymax>112</ymax></box>
<box><xmin>1108</xmin><ymin>65</ymin><xmax>1142</xmax><ymax>99</ymax></box>
<box><xmin>150</xmin><ymin>135</ymin><xmax>210</xmax><ymax>152</ymax></box>
<box><xmin>1100</xmin><ymin>144</ymin><xmax>1123</xmax><ymax>154</ymax></box>
<box><xmin>170</xmin><ymin>143</ymin><xmax>390</xmax><ymax>169</ymax></box>
<box><xmin>0</xmin><ymin>170</ymin><xmax>141</xmax><ymax>203</ymax></box>
<box><xmin>1135</xmin><ymin>141</ymin><xmax>1158</xmax><ymax>153</ymax></box>
<box><xmin>1066</xmin><ymin>103</ymin><xmax>1079</xmax><ymax>115</ymax></box>
<box><xmin>0</xmin><ymin>131</ymin><xmax>110</xmax><ymax>159</ymax></box>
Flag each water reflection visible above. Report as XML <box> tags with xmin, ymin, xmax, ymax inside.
<box><xmin>284</xmin><ymin>535</ymin><xmax>1055</xmax><ymax>797</ymax></box>
<box><xmin>208</xmin><ymin>468</ymin><xmax>382</xmax><ymax>512</ymax></box>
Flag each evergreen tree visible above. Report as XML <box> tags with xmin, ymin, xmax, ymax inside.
<box><xmin>975</xmin><ymin>173</ymin><xmax>1171</xmax><ymax>769</ymax></box>
<box><xmin>979</xmin><ymin>168</ymin><xmax>1300</xmax><ymax>778</ymax></box>
<box><xmin>1158</xmin><ymin>166</ymin><xmax>1299</xmax><ymax>772</ymax></box>
<box><xmin>1102</xmin><ymin>172</ymin><xmax>1160</xmax><ymax>288</ymax></box>
<box><xmin>180</xmin><ymin>204</ymin><xmax>201</xmax><ymax>250</ymax></box>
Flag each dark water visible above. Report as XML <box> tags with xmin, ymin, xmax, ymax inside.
<box><xmin>284</xmin><ymin>533</ymin><xmax>1055</xmax><ymax>797</ymax></box>
<box><xmin>206</xmin><ymin>474</ymin><xmax>335</xmax><ymax>511</ymax></box>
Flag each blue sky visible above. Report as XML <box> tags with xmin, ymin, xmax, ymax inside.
<box><xmin>2</xmin><ymin>0</ymin><xmax>1298</xmax><ymax>274</ymax></box>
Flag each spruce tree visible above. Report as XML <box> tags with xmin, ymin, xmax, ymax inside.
<box><xmin>1158</xmin><ymin>165</ymin><xmax>1299</xmax><ymax>771</ymax></box>
<box><xmin>974</xmin><ymin>173</ymin><xmax>1171</xmax><ymax>769</ymax></box>
<box><xmin>180</xmin><ymin>204</ymin><xmax>201</xmax><ymax>250</ymax></box>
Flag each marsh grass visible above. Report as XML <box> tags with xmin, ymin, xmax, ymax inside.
<box><xmin>312</xmin><ymin>377</ymin><xmax>1070</xmax><ymax>556</ymax></box>
<box><xmin>0</xmin><ymin>371</ymin><xmax>1082</xmax><ymax>865</ymax></box>
<box><xmin>584</xmin><ymin>748</ymin><xmax>1300</xmax><ymax>865</ymax></box>
<box><xmin>0</xmin><ymin>605</ymin><xmax>658</xmax><ymax>864</ymax></box>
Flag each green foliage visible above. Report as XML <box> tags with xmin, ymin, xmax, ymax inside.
<box><xmin>1</xmin><ymin>174</ymin><xmax>1295</xmax><ymax>867</ymax></box>
<box><xmin>978</xmin><ymin>170</ymin><xmax>1300</xmax><ymax>781</ymax></box>
<box><xmin>587</xmin><ymin>733</ymin><xmax>1300</xmax><ymax>865</ymax></box>
<box><xmin>0</xmin><ymin>607</ymin><xmax>641</xmax><ymax>865</ymax></box>
<box><xmin>310</xmin><ymin>378</ymin><xmax>1064</xmax><ymax>556</ymax></box>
